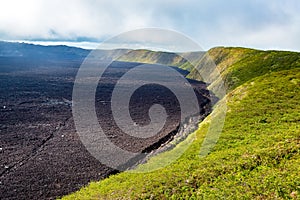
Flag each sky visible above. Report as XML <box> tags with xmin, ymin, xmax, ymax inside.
<box><xmin>0</xmin><ymin>0</ymin><xmax>300</xmax><ymax>51</ymax></box>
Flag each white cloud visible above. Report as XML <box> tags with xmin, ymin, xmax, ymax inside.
<box><xmin>0</xmin><ymin>0</ymin><xmax>299</xmax><ymax>51</ymax></box>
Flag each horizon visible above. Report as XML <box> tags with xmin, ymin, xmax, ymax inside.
<box><xmin>2</xmin><ymin>40</ymin><xmax>300</xmax><ymax>53</ymax></box>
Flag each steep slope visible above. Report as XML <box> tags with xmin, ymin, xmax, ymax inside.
<box><xmin>118</xmin><ymin>49</ymin><xmax>205</xmax><ymax>71</ymax></box>
<box><xmin>189</xmin><ymin>47</ymin><xmax>300</xmax><ymax>91</ymax></box>
<box><xmin>62</xmin><ymin>48</ymin><xmax>300</xmax><ymax>199</ymax></box>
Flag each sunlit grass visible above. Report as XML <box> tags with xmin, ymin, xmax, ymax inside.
<box><xmin>62</xmin><ymin>48</ymin><xmax>300</xmax><ymax>199</ymax></box>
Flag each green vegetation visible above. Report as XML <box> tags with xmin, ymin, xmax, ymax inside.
<box><xmin>189</xmin><ymin>47</ymin><xmax>300</xmax><ymax>91</ymax></box>
<box><xmin>118</xmin><ymin>49</ymin><xmax>204</xmax><ymax>71</ymax></box>
<box><xmin>62</xmin><ymin>47</ymin><xmax>300</xmax><ymax>199</ymax></box>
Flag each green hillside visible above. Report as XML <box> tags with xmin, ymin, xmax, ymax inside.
<box><xmin>62</xmin><ymin>47</ymin><xmax>300</xmax><ymax>199</ymax></box>
<box><xmin>189</xmin><ymin>47</ymin><xmax>300</xmax><ymax>91</ymax></box>
<box><xmin>118</xmin><ymin>49</ymin><xmax>205</xmax><ymax>71</ymax></box>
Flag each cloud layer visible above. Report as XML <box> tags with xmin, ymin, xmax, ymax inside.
<box><xmin>0</xmin><ymin>0</ymin><xmax>299</xmax><ymax>51</ymax></box>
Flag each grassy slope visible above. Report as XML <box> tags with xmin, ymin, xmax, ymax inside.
<box><xmin>62</xmin><ymin>48</ymin><xmax>300</xmax><ymax>199</ymax></box>
<box><xmin>118</xmin><ymin>49</ymin><xmax>204</xmax><ymax>71</ymax></box>
<box><xmin>189</xmin><ymin>47</ymin><xmax>300</xmax><ymax>91</ymax></box>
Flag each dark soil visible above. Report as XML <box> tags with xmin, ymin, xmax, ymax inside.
<box><xmin>0</xmin><ymin>57</ymin><xmax>211</xmax><ymax>199</ymax></box>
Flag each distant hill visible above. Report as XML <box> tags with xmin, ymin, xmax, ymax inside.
<box><xmin>0</xmin><ymin>41</ymin><xmax>89</xmax><ymax>60</ymax></box>
<box><xmin>118</xmin><ymin>49</ymin><xmax>205</xmax><ymax>71</ymax></box>
<box><xmin>0</xmin><ymin>41</ymin><xmax>131</xmax><ymax>72</ymax></box>
<box><xmin>0</xmin><ymin>41</ymin><xmax>204</xmax><ymax>71</ymax></box>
